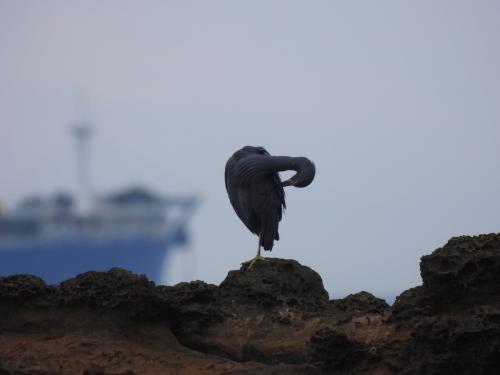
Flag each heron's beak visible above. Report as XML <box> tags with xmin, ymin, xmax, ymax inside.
<box><xmin>280</xmin><ymin>179</ymin><xmax>295</xmax><ymax>187</ymax></box>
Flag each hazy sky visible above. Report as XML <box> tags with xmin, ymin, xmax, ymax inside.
<box><xmin>1</xmin><ymin>1</ymin><xmax>499</xmax><ymax>302</ymax></box>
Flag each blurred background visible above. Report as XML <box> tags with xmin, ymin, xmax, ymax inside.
<box><xmin>1</xmin><ymin>1</ymin><xmax>499</xmax><ymax>303</ymax></box>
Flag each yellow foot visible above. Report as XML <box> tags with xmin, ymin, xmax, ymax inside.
<box><xmin>241</xmin><ymin>255</ymin><xmax>267</xmax><ymax>269</ymax></box>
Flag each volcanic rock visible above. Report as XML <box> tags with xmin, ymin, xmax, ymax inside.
<box><xmin>309</xmin><ymin>327</ymin><xmax>377</xmax><ymax>371</ymax></box>
<box><xmin>56</xmin><ymin>268</ymin><xmax>166</xmax><ymax>320</ymax></box>
<box><xmin>0</xmin><ymin>274</ymin><xmax>50</xmax><ymax>303</ymax></box>
<box><xmin>421</xmin><ymin>233</ymin><xmax>500</xmax><ymax>298</ymax></box>
<box><xmin>393</xmin><ymin>233</ymin><xmax>500</xmax><ymax>319</ymax></box>
<box><xmin>219</xmin><ymin>258</ymin><xmax>329</xmax><ymax>310</ymax></box>
<box><xmin>331</xmin><ymin>291</ymin><xmax>389</xmax><ymax>315</ymax></box>
<box><xmin>1</xmin><ymin>233</ymin><xmax>500</xmax><ymax>374</ymax></box>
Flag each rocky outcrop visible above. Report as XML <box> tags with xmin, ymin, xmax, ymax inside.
<box><xmin>219</xmin><ymin>258</ymin><xmax>329</xmax><ymax>310</ymax></box>
<box><xmin>393</xmin><ymin>233</ymin><xmax>500</xmax><ymax>319</ymax></box>
<box><xmin>0</xmin><ymin>274</ymin><xmax>50</xmax><ymax>302</ymax></box>
<box><xmin>331</xmin><ymin>291</ymin><xmax>389</xmax><ymax>315</ymax></box>
<box><xmin>1</xmin><ymin>233</ymin><xmax>500</xmax><ymax>374</ymax></box>
<box><xmin>421</xmin><ymin>234</ymin><xmax>500</xmax><ymax>299</ymax></box>
<box><xmin>387</xmin><ymin>233</ymin><xmax>500</xmax><ymax>374</ymax></box>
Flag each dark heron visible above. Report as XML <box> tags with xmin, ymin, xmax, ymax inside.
<box><xmin>225</xmin><ymin>146</ymin><xmax>315</xmax><ymax>267</ymax></box>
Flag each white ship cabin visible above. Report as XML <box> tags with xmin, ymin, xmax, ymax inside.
<box><xmin>93</xmin><ymin>187</ymin><xmax>168</xmax><ymax>238</ymax></box>
<box><xmin>0</xmin><ymin>188</ymin><xmax>173</xmax><ymax>241</ymax></box>
<box><xmin>0</xmin><ymin>193</ymin><xmax>74</xmax><ymax>240</ymax></box>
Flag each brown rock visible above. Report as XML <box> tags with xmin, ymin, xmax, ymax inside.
<box><xmin>2</xmin><ymin>233</ymin><xmax>500</xmax><ymax>374</ymax></box>
<box><xmin>0</xmin><ymin>274</ymin><xmax>50</xmax><ymax>302</ymax></box>
<box><xmin>332</xmin><ymin>291</ymin><xmax>389</xmax><ymax>315</ymax></box>
<box><xmin>309</xmin><ymin>327</ymin><xmax>377</xmax><ymax>371</ymax></box>
<box><xmin>219</xmin><ymin>258</ymin><xmax>329</xmax><ymax>310</ymax></box>
<box><xmin>421</xmin><ymin>233</ymin><xmax>500</xmax><ymax>298</ymax></box>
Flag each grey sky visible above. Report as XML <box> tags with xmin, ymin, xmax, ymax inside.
<box><xmin>1</xmin><ymin>1</ymin><xmax>499</xmax><ymax>301</ymax></box>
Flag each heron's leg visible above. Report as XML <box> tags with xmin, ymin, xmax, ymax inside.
<box><xmin>241</xmin><ymin>234</ymin><xmax>267</xmax><ymax>269</ymax></box>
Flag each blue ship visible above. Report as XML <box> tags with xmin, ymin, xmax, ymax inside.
<box><xmin>0</xmin><ymin>187</ymin><xmax>197</xmax><ymax>284</ymax></box>
<box><xmin>0</xmin><ymin>113</ymin><xmax>197</xmax><ymax>284</ymax></box>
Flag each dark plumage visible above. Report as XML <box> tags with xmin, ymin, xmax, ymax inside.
<box><xmin>225</xmin><ymin>146</ymin><xmax>315</xmax><ymax>253</ymax></box>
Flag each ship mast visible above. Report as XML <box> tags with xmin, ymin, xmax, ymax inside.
<box><xmin>71</xmin><ymin>96</ymin><xmax>94</xmax><ymax>213</ymax></box>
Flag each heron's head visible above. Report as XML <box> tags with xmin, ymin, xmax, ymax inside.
<box><xmin>280</xmin><ymin>157</ymin><xmax>316</xmax><ymax>188</ymax></box>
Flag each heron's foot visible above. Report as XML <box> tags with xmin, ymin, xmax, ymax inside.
<box><xmin>241</xmin><ymin>255</ymin><xmax>267</xmax><ymax>269</ymax></box>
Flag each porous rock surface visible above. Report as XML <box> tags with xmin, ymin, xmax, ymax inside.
<box><xmin>1</xmin><ymin>233</ymin><xmax>500</xmax><ymax>374</ymax></box>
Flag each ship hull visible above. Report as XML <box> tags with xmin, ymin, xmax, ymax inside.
<box><xmin>0</xmin><ymin>235</ymin><xmax>179</xmax><ymax>284</ymax></box>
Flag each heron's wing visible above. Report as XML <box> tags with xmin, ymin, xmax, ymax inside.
<box><xmin>274</xmin><ymin>174</ymin><xmax>286</xmax><ymax>211</ymax></box>
<box><xmin>235</xmin><ymin>155</ymin><xmax>294</xmax><ymax>187</ymax></box>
